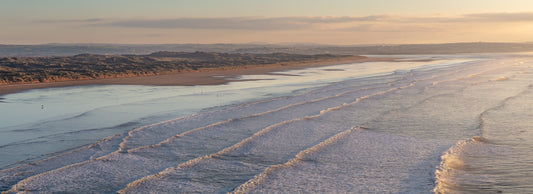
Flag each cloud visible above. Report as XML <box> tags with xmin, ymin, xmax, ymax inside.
<box><xmin>339</xmin><ymin>24</ymin><xmax>442</xmax><ymax>32</ymax></box>
<box><xmin>91</xmin><ymin>16</ymin><xmax>390</xmax><ymax>30</ymax></box>
<box><xmin>463</xmin><ymin>12</ymin><xmax>533</xmax><ymax>22</ymax></box>
<box><xmin>105</xmin><ymin>17</ymin><xmax>306</xmax><ymax>30</ymax></box>
<box><xmin>35</xmin><ymin>12</ymin><xmax>533</xmax><ymax>32</ymax></box>
<box><xmin>394</xmin><ymin>12</ymin><xmax>533</xmax><ymax>23</ymax></box>
<box><xmin>339</xmin><ymin>24</ymin><xmax>376</xmax><ymax>31</ymax></box>
<box><xmin>35</xmin><ymin>18</ymin><xmax>104</xmax><ymax>23</ymax></box>
<box><xmin>290</xmin><ymin>15</ymin><xmax>390</xmax><ymax>23</ymax></box>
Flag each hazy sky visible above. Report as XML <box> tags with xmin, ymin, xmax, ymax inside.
<box><xmin>2</xmin><ymin>0</ymin><xmax>533</xmax><ymax>45</ymax></box>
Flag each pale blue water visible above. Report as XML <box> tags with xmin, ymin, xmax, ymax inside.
<box><xmin>2</xmin><ymin>54</ymin><xmax>533</xmax><ymax>193</ymax></box>
<box><xmin>0</xmin><ymin>58</ymin><xmax>440</xmax><ymax>168</ymax></box>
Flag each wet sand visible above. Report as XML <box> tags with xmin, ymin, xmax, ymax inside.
<box><xmin>0</xmin><ymin>56</ymin><xmax>391</xmax><ymax>96</ymax></box>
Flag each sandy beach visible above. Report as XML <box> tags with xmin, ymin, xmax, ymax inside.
<box><xmin>0</xmin><ymin>56</ymin><xmax>390</xmax><ymax>96</ymax></box>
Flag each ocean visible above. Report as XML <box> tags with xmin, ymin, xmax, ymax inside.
<box><xmin>1</xmin><ymin>54</ymin><xmax>532</xmax><ymax>193</ymax></box>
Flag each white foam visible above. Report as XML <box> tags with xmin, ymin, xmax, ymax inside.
<box><xmin>236</xmin><ymin>130</ymin><xmax>451</xmax><ymax>193</ymax></box>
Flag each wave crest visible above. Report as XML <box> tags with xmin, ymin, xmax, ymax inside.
<box><xmin>433</xmin><ymin>136</ymin><xmax>508</xmax><ymax>193</ymax></box>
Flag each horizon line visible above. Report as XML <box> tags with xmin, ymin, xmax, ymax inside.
<box><xmin>2</xmin><ymin>41</ymin><xmax>533</xmax><ymax>47</ymax></box>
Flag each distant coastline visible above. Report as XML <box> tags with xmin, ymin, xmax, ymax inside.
<box><xmin>2</xmin><ymin>42</ymin><xmax>533</xmax><ymax>57</ymax></box>
<box><xmin>0</xmin><ymin>55</ymin><xmax>388</xmax><ymax>96</ymax></box>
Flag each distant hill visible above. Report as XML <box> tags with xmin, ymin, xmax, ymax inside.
<box><xmin>1</xmin><ymin>42</ymin><xmax>533</xmax><ymax>57</ymax></box>
<box><xmin>233</xmin><ymin>42</ymin><xmax>533</xmax><ymax>55</ymax></box>
<box><xmin>0</xmin><ymin>44</ymin><xmax>267</xmax><ymax>57</ymax></box>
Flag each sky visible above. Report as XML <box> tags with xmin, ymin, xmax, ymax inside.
<box><xmin>2</xmin><ymin>0</ymin><xmax>533</xmax><ymax>45</ymax></box>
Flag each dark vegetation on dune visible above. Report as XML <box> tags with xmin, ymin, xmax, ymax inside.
<box><xmin>0</xmin><ymin>51</ymin><xmax>355</xmax><ymax>85</ymax></box>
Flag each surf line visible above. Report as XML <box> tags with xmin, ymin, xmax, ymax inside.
<box><xmin>118</xmin><ymin>82</ymin><xmax>418</xmax><ymax>193</ymax></box>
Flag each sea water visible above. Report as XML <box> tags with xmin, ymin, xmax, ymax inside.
<box><xmin>1</xmin><ymin>54</ymin><xmax>533</xmax><ymax>193</ymax></box>
<box><xmin>0</xmin><ymin>58</ymin><xmax>437</xmax><ymax>168</ymax></box>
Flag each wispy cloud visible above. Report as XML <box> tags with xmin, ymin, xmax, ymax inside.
<box><xmin>463</xmin><ymin>12</ymin><xmax>533</xmax><ymax>22</ymax></box>
<box><xmin>35</xmin><ymin>18</ymin><xmax>104</xmax><ymax>23</ymax></box>
<box><xmin>104</xmin><ymin>17</ymin><xmax>306</xmax><ymax>30</ymax></box>
<box><xmin>393</xmin><ymin>12</ymin><xmax>533</xmax><ymax>23</ymax></box>
<box><xmin>35</xmin><ymin>12</ymin><xmax>533</xmax><ymax>32</ymax></box>
<box><xmin>91</xmin><ymin>16</ymin><xmax>390</xmax><ymax>30</ymax></box>
<box><xmin>338</xmin><ymin>23</ymin><xmax>442</xmax><ymax>32</ymax></box>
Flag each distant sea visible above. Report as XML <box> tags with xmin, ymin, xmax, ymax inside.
<box><xmin>1</xmin><ymin>54</ymin><xmax>533</xmax><ymax>193</ymax></box>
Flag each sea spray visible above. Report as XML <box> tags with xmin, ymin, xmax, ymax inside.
<box><xmin>232</xmin><ymin>129</ymin><xmax>356</xmax><ymax>193</ymax></box>
<box><xmin>433</xmin><ymin>136</ymin><xmax>511</xmax><ymax>193</ymax></box>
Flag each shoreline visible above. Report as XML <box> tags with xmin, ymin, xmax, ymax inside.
<box><xmin>0</xmin><ymin>56</ymin><xmax>392</xmax><ymax>96</ymax></box>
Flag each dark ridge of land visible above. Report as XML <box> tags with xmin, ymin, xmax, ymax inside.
<box><xmin>2</xmin><ymin>42</ymin><xmax>533</xmax><ymax>57</ymax></box>
<box><xmin>0</xmin><ymin>51</ymin><xmax>355</xmax><ymax>85</ymax></box>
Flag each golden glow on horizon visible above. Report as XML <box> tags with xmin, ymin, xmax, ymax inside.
<box><xmin>1</xmin><ymin>0</ymin><xmax>533</xmax><ymax>44</ymax></box>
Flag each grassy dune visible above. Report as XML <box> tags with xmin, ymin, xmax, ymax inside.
<box><xmin>0</xmin><ymin>51</ymin><xmax>357</xmax><ymax>85</ymax></box>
